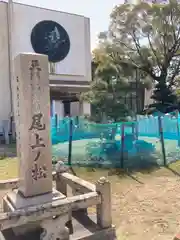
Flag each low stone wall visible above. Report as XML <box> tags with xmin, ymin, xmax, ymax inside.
<box><xmin>0</xmin><ymin>163</ymin><xmax>115</xmax><ymax>240</ymax></box>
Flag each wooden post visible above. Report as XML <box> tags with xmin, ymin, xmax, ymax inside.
<box><xmin>158</xmin><ymin>115</ymin><xmax>166</xmax><ymax>166</ymax></box>
<box><xmin>96</xmin><ymin>177</ymin><xmax>112</xmax><ymax>228</ymax></box>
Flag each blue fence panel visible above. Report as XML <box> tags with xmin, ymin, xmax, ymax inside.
<box><xmin>51</xmin><ymin>112</ymin><xmax>180</xmax><ymax>167</ymax></box>
<box><xmin>162</xmin><ymin>114</ymin><xmax>180</xmax><ymax>164</ymax></box>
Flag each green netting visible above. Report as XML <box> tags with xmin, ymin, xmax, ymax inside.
<box><xmin>52</xmin><ymin>114</ymin><xmax>178</xmax><ymax>169</ymax></box>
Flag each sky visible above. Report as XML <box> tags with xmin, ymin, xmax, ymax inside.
<box><xmin>13</xmin><ymin>0</ymin><xmax>123</xmax><ymax>50</ymax></box>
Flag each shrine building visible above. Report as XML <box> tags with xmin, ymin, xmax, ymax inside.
<box><xmin>0</xmin><ymin>0</ymin><xmax>91</xmax><ymax>130</ymax></box>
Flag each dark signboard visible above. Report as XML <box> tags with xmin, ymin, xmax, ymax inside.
<box><xmin>31</xmin><ymin>20</ymin><xmax>70</xmax><ymax>62</ymax></box>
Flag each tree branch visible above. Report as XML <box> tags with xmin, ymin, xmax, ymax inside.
<box><xmin>117</xmin><ymin>40</ymin><xmax>136</xmax><ymax>52</ymax></box>
<box><xmin>129</xmin><ymin>30</ymin><xmax>157</xmax><ymax>79</ymax></box>
<box><xmin>130</xmin><ymin>30</ymin><xmax>143</xmax><ymax>59</ymax></box>
<box><xmin>168</xmin><ymin>59</ymin><xmax>180</xmax><ymax>87</ymax></box>
<box><xmin>147</xmin><ymin>33</ymin><xmax>162</xmax><ymax>71</ymax></box>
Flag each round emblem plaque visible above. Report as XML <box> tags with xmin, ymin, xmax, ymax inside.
<box><xmin>31</xmin><ymin>20</ymin><xmax>70</xmax><ymax>62</ymax></box>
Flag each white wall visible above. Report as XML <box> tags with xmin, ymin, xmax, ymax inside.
<box><xmin>80</xmin><ymin>102</ymin><xmax>91</xmax><ymax>116</ymax></box>
<box><xmin>0</xmin><ymin>2</ymin><xmax>92</xmax><ymax>125</ymax></box>
<box><xmin>11</xmin><ymin>2</ymin><xmax>91</xmax><ymax>82</ymax></box>
<box><xmin>54</xmin><ymin>100</ymin><xmax>64</xmax><ymax>118</ymax></box>
<box><xmin>0</xmin><ymin>2</ymin><xmax>11</xmax><ymax>125</ymax></box>
<box><xmin>70</xmin><ymin>102</ymin><xmax>80</xmax><ymax>117</ymax></box>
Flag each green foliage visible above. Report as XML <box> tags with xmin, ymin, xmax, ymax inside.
<box><xmin>176</xmin><ymin>88</ymin><xmax>180</xmax><ymax>101</ymax></box>
<box><xmin>105</xmin><ymin>0</ymin><xmax>180</xmax><ymax>112</ymax></box>
<box><xmin>151</xmin><ymin>82</ymin><xmax>176</xmax><ymax>104</ymax></box>
<box><xmin>80</xmin><ymin>45</ymin><xmax>135</xmax><ymax>123</ymax></box>
<box><xmin>82</xmin><ymin>0</ymin><xmax>180</xmax><ymax>117</ymax></box>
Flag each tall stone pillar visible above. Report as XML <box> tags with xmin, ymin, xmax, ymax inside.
<box><xmin>3</xmin><ymin>53</ymin><xmax>69</xmax><ymax>238</ymax></box>
<box><xmin>13</xmin><ymin>53</ymin><xmax>53</xmax><ymax>197</ymax></box>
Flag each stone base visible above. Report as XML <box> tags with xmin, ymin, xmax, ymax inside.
<box><xmin>5</xmin><ymin>188</ymin><xmax>65</xmax><ymax>210</ymax></box>
<box><xmin>71</xmin><ymin>213</ymin><xmax>116</xmax><ymax>240</ymax></box>
<box><xmin>1</xmin><ymin>214</ymin><xmax>116</xmax><ymax>240</ymax></box>
<box><xmin>2</xmin><ymin>188</ymin><xmax>66</xmax><ymax>236</ymax></box>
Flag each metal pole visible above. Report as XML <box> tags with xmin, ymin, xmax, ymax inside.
<box><xmin>158</xmin><ymin>116</ymin><xmax>166</xmax><ymax>166</ymax></box>
<box><xmin>176</xmin><ymin>110</ymin><xmax>180</xmax><ymax>147</ymax></box>
<box><xmin>120</xmin><ymin>124</ymin><xmax>125</xmax><ymax>169</ymax></box>
<box><xmin>68</xmin><ymin>118</ymin><xmax>73</xmax><ymax>166</ymax></box>
<box><xmin>135</xmin><ymin>69</ymin><xmax>139</xmax><ymax>140</ymax></box>
<box><xmin>55</xmin><ymin>114</ymin><xmax>58</xmax><ymax>132</ymax></box>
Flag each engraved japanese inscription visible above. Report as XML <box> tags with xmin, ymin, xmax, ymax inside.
<box><xmin>29</xmin><ymin>60</ymin><xmax>48</xmax><ymax>182</ymax></box>
<box><xmin>14</xmin><ymin>53</ymin><xmax>52</xmax><ymax>197</ymax></box>
<box><xmin>29</xmin><ymin>113</ymin><xmax>47</xmax><ymax>181</ymax></box>
<box><xmin>16</xmin><ymin>76</ymin><xmax>21</xmax><ymax>159</ymax></box>
<box><xmin>29</xmin><ymin>113</ymin><xmax>45</xmax><ymax>131</ymax></box>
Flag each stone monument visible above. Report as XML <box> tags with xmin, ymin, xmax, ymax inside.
<box><xmin>1</xmin><ymin>53</ymin><xmax>115</xmax><ymax>240</ymax></box>
<box><xmin>4</xmin><ymin>53</ymin><xmax>64</xmax><ymax>209</ymax></box>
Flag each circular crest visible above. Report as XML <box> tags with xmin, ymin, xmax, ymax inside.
<box><xmin>31</xmin><ymin>20</ymin><xmax>70</xmax><ymax>62</ymax></box>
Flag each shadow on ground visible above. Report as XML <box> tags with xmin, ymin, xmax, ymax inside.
<box><xmin>165</xmin><ymin>165</ymin><xmax>180</xmax><ymax>177</ymax></box>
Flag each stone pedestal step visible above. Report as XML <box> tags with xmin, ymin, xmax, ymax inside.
<box><xmin>70</xmin><ymin>213</ymin><xmax>116</xmax><ymax>240</ymax></box>
<box><xmin>0</xmin><ymin>214</ymin><xmax>116</xmax><ymax>240</ymax></box>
